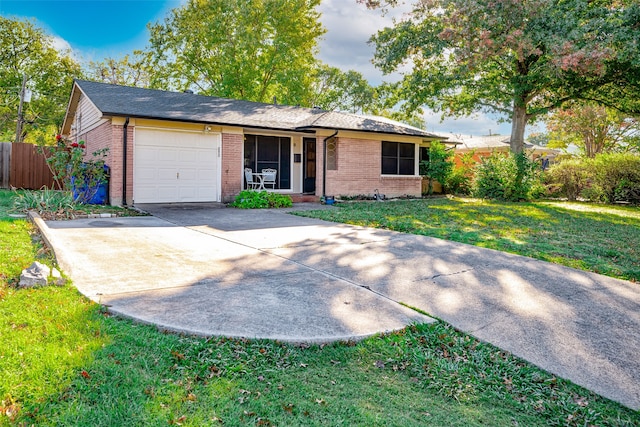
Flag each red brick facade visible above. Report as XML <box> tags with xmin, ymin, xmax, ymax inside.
<box><xmin>221</xmin><ymin>133</ymin><xmax>243</xmax><ymax>202</ymax></box>
<box><xmin>77</xmin><ymin>123</ymin><xmax>422</xmax><ymax>205</ymax></box>
<box><xmin>320</xmin><ymin>137</ymin><xmax>422</xmax><ymax>198</ymax></box>
<box><xmin>77</xmin><ymin>121</ymin><xmax>134</xmax><ymax>205</ymax></box>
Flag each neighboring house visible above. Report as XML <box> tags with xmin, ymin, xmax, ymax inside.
<box><xmin>61</xmin><ymin>80</ymin><xmax>443</xmax><ymax>205</ymax></box>
<box><xmin>451</xmin><ymin>134</ymin><xmax>558</xmax><ymax>169</ymax></box>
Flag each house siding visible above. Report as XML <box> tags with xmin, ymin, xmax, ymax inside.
<box><xmin>221</xmin><ymin>132</ymin><xmax>243</xmax><ymax>202</ymax></box>
<box><xmin>73</xmin><ymin>94</ymin><xmax>107</xmax><ymax>140</ymax></box>
<box><xmin>323</xmin><ymin>137</ymin><xmax>422</xmax><ymax>198</ymax></box>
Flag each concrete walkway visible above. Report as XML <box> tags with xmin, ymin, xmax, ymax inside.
<box><xmin>34</xmin><ymin>203</ymin><xmax>640</xmax><ymax>410</ymax></box>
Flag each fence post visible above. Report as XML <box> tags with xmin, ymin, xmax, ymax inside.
<box><xmin>0</xmin><ymin>142</ymin><xmax>11</xmax><ymax>189</ymax></box>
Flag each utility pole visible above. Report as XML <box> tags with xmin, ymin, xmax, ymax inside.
<box><xmin>15</xmin><ymin>74</ymin><xmax>27</xmax><ymax>143</ymax></box>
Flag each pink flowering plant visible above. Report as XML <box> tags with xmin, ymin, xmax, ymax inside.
<box><xmin>42</xmin><ymin>134</ymin><xmax>109</xmax><ymax>204</ymax></box>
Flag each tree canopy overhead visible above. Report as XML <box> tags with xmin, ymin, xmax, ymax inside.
<box><xmin>0</xmin><ymin>16</ymin><xmax>81</xmax><ymax>143</ymax></box>
<box><xmin>364</xmin><ymin>0</ymin><xmax>640</xmax><ymax>153</ymax></box>
<box><xmin>145</xmin><ymin>0</ymin><xmax>325</xmax><ymax>106</ymax></box>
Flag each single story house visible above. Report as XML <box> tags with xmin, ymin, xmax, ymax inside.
<box><xmin>61</xmin><ymin>80</ymin><xmax>444</xmax><ymax>205</ymax></box>
<box><xmin>451</xmin><ymin>134</ymin><xmax>558</xmax><ymax>169</ymax></box>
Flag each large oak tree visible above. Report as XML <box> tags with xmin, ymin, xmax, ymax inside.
<box><xmin>363</xmin><ymin>0</ymin><xmax>640</xmax><ymax>153</ymax></box>
<box><xmin>144</xmin><ymin>0</ymin><xmax>325</xmax><ymax>106</ymax></box>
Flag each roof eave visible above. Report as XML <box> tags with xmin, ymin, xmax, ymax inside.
<box><xmin>296</xmin><ymin>125</ymin><xmax>440</xmax><ymax>139</ymax></box>
<box><xmin>101</xmin><ymin>112</ymin><xmax>317</xmax><ymax>134</ymax></box>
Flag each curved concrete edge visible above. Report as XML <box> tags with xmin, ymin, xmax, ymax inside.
<box><xmin>106</xmin><ymin>304</ymin><xmax>425</xmax><ymax>345</ymax></box>
<box><xmin>28</xmin><ymin>211</ymin><xmax>74</xmax><ymax>278</ymax></box>
<box><xmin>29</xmin><ymin>211</ymin><xmax>433</xmax><ymax>345</ymax></box>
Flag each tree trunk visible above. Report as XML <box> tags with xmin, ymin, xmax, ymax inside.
<box><xmin>510</xmin><ymin>104</ymin><xmax>528</xmax><ymax>154</ymax></box>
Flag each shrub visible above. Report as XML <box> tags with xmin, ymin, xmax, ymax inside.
<box><xmin>230</xmin><ymin>190</ymin><xmax>293</xmax><ymax>209</ymax></box>
<box><xmin>545</xmin><ymin>158</ymin><xmax>590</xmax><ymax>201</ymax></box>
<box><xmin>591</xmin><ymin>153</ymin><xmax>640</xmax><ymax>203</ymax></box>
<box><xmin>473</xmin><ymin>152</ymin><xmax>542</xmax><ymax>201</ymax></box>
<box><xmin>546</xmin><ymin>153</ymin><xmax>640</xmax><ymax>204</ymax></box>
<box><xmin>420</xmin><ymin>141</ymin><xmax>454</xmax><ymax>195</ymax></box>
<box><xmin>41</xmin><ymin>135</ymin><xmax>109</xmax><ymax>204</ymax></box>
<box><xmin>12</xmin><ymin>188</ymin><xmax>76</xmax><ymax>216</ymax></box>
<box><xmin>446</xmin><ymin>152</ymin><xmax>475</xmax><ymax>195</ymax></box>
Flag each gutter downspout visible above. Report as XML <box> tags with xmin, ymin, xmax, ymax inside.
<box><xmin>122</xmin><ymin>117</ymin><xmax>130</xmax><ymax>206</ymax></box>
<box><xmin>322</xmin><ymin>130</ymin><xmax>338</xmax><ymax>199</ymax></box>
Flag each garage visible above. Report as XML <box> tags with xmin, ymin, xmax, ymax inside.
<box><xmin>134</xmin><ymin>128</ymin><xmax>221</xmax><ymax>203</ymax></box>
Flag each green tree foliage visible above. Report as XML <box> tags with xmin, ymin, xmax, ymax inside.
<box><xmin>86</xmin><ymin>53</ymin><xmax>150</xmax><ymax>87</ymax></box>
<box><xmin>0</xmin><ymin>17</ymin><xmax>81</xmax><ymax>142</ymax></box>
<box><xmin>309</xmin><ymin>65</ymin><xmax>424</xmax><ymax>126</ymax></box>
<box><xmin>144</xmin><ymin>0</ymin><xmax>325</xmax><ymax>105</ymax></box>
<box><xmin>310</xmin><ymin>65</ymin><xmax>375</xmax><ymax>113</ymax></box>
<box><xmin>419</xmin><ymin>141</ymin><xmax>453</xmax><ymax>195</ymax></box>
<box><xmin>363</xmin><ymin>0</ymin><xmax>640</xmax><ymax>154</ymax></box>
<box><xmin>546</xmin><ymin>102</ymin><xmax>640</xmax><ymax>158</ymax></box>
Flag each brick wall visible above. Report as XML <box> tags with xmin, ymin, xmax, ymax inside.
<box><xmin>324</xmin><ymin>137</ymin><xmax>421</xmax><ymax>198</ymax></box>
<box><xmin>221</xmin><ymin>133</ymin><xmax>243</xmax><ymax>202</ymax></box>
<box><xmin>77</xmin><ymin>121</ymin><xmax>134</xmax><ymax>206</ymax></box>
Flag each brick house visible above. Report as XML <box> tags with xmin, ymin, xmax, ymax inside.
<box><xmin>61</xmin><ymin>80</ymin><xmax>444</xmax><ymax>205</ymax></box>
<box><xmin>451</xmin><ymin>134</ymin><xmax>558</xmax><ymax>169</ymax></box>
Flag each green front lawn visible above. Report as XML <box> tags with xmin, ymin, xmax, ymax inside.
<box><xmin>295</xmin><ymin>197</ymin><xmax>640</xmax><ymax>282</ymax></box>
<box><xmin>0</xmin><ymin>190</ymin><xmax>638</xmax><ymax>425</ymax></box>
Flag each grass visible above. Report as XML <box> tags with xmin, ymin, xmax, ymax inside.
<box><xmin>1</xmin><ymin>189</ymin><xmax>638</xmax><ymax>425</ymax></box>
<box><xmin>295</xmin><ymin>197</ymin><xmax>640</xmax><ymax>282</ymax></box>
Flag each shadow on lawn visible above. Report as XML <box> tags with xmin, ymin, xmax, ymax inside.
<box><xmin>31</xmin><ymin>204</ymin><xmax>640</xmax><ymax>413</ymax></box>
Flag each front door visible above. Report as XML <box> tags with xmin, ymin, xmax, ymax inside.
<box><xmin>303</xmin><ymin>137</ymin><xmax>316</xmax><ymax>194</ymax></box>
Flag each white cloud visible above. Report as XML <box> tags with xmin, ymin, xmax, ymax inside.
<box><xmin>317</xmin><ymin>0</ymin><xmax>410</xmax><ymax>84</ymax></box>
<box><xmin>421</xmin><ymin>109</ymin><xmax>512</xmax><ymax>136</ymax></box>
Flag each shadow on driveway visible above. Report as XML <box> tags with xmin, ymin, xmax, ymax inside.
<box><xmin>40</xmin><ymin>202</ymin><xmax>640</xmax><ymax>410</ymax></box>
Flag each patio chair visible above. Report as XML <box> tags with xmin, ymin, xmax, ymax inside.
<box><xmin>261</xmin><ymin>168</ymin><xmax>277</xmax><ymax>189</ymax></box>
<box><xmin>244</xmin><ymin>168</ymin><xmax>260</xmax><ymax>190</ymax></box>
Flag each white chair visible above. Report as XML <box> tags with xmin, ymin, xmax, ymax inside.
<box><xmin>244</xmin><ymin>168</ymin><xmax>260</xmax><ymax>190</ymax></box>
<box><xmin>261</xmin><ymin>168</ymin><xmax>277</xmax><ymax>189</ymax></box>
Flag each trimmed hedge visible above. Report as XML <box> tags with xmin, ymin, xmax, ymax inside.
<box><xmin>546</xmin><ymin>153</ymin><xmax>640</xmax><ymax>203</ymax></box>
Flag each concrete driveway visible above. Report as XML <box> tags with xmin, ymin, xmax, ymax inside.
<box><xmin>37</xmin><ymin>203</ymin><xmax>640</xmax><ymax>410</ymax></box>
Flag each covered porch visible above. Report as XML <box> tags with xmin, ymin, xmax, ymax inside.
<box><xmin>242</xmin><ymin>133</ymin><xmax>318</xmax><ymax>194</ymax></box>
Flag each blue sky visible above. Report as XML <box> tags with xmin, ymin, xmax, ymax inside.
<box><xmin>0</xmin><ymin>0</ymin><xmax>181</xmax><ymax>59</ymax></box>
<box><xmin>0</xmin><ymin>0</ymin><xmax>514</xmax><ymax>136</ymax></box>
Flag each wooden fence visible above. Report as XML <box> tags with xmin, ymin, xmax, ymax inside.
<box><xmin>0</xmin><ymin>143</ymin><xmax>56</xmax><ymax>190</ymax></box>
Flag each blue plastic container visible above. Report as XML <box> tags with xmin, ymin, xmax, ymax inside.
<box><xmin>71</xmin><ymin>164</ymin><xmax>109</xmax><ymax>204</ymax></box>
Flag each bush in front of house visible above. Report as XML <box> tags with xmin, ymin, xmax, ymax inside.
<box><xmin>230</xmin><ymin>190</ymin><xmax>293</xmax><ymax>209</ymax></box>
<box><xmin>547</xmin><ymin>153</ymin><xmax>640</xmax><ymax>203</ymax></box>
<box><xmin>473</xmin><ymin>152</ymin><xmax>543</xmax><ymax>201</ymax></box>
<box><xmin>446</xmin><ymin>151</ymin><xmax>475</xmax><ymax>195</ymax></box>
<box><xmin>41</xmin><ymin>135</ymin><xmax>109</xmax><ymax>204</ymax></box>
<box><xmin>12</xmin><ymin>188</ymin><xmax>76</xmax><ymax>216</ymax></box>
<box><xmin>420</xmin><ymin>141</ymin><xmax>454</xmax><ymax>195</ymax></box>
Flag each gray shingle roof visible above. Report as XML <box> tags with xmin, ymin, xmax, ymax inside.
<box><xmin>74</xmin><ymin>80</ymin><xmax>437</xmax><ymax>138</ymax></box>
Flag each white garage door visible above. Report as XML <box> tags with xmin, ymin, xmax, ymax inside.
<box><xmin>134</xmin><ymin>128</ymin><xmax>221</xmax><ymax>203</ymax></box>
